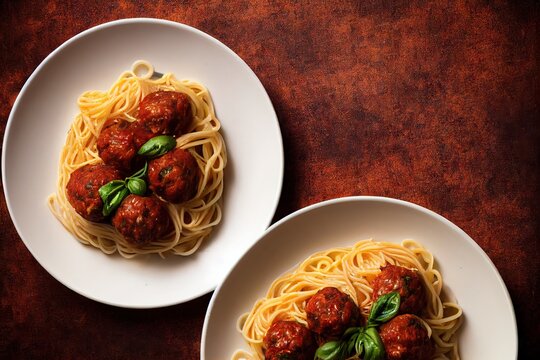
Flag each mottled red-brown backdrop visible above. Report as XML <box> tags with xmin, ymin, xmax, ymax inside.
<box><xmin>0</xmin><ymin>1</ymin><xmax>538</xmax><ymax>359</ymax></box>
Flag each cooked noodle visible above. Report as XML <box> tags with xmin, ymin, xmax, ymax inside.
<box><xmin>48</xmin><ymin>60</ymin><xmax>227</xmax><ymax>258</ymax></box>
<box><xmin>234</xmin><ymin>239</ymin><xmax>462</xmax><ymax>360</ymax></box>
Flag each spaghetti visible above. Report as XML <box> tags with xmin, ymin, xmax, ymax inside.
<box><xmin>234</xmin><ymin>239</ymin><xmax>462</xmax><ymax>360</ymax></box>
<box><xmin>48</xmin><ymin>61</ymin><xmax>227</xmax><ymax>258</ymax></box>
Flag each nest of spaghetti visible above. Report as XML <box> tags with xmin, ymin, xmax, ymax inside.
<box><xmin>48</xmin><ymin>63</ymin><xmax>227</xmax><ymax>258</ymax></box>
<box><xmin>236</xmin><ymin>239</ymin><xmax>463</xmax><ymax>360</ymax></box>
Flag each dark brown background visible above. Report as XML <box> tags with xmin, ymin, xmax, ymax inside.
<box><xmin>0</xmin><ymin>1</ymin><xmax>538</xmax><ymax>359</ymax></box>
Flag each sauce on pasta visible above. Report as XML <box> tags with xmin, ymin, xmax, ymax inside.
<box><xmin>48</xmin><ymin>61</ymin><xmax>227</xmax><ymax>258</ymax></box>
<box><xmin>234</xmin><ymin>239</ymin><xmax>462</xmax><ymax>360</ymax></box>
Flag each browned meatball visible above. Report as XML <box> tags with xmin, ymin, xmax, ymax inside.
<box><xmin>379</xmin><ymin>314</ymin><xmax>433</xmax><ymax>360</ymax></box>
<box><xmin>131</xmin><ymin>121</ymin><xmax>157</xmax><ymax>150</ymax></box>
<box><xmin>305</xmin><ymin>287</ymin><xmax>361</xmax><ymax>339</ymax></box>
<box><xmin>372</xmin><ymin>265</ymin><xmax>426</xmax><ymax>315</ymax></box>
<box><xmin>111</xmin><ymin>195</ymin><xmax>170</xmax><ymax>246</ymax></box>
<box><xmin>147</xmin><ymin>148</ymin><xmax>199</xmax><ymax>204</ymax></box>
<box><xmin>66</xmin><ymin>164</ymin><xmax>123</xmax><ymax>222</ymax></box>
<box><xmin>97</xmin><ymin>118</ymin><xmax>139</xmax><ymax>172</ymax></box>
<box><xmin>137</xmin><ymin>91</ymin><xmax>192</xmax><ymax>138</ymax></box>
<box><xmin>263</xmin><ymin>320</ymin><xmax>316</xmax><ymax>360</ymax></box>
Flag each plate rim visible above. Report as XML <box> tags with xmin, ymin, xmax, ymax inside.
<box><xmin>2</xmin><ymin>18</ymin><xmax>284</xmax><ymax>308</ymax></box>
<box><xmin>201</xmin><ymin>195</ymin><xmax>518</xmax><ymax>359</ymax></box>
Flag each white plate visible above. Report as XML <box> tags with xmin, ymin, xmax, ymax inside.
<box><xmin>2</xmin><ymin>19</ymin><xmax>283</xmax><ymax>308</ymax></box>
<box><xmin>202</xmin><ymin>196</ymin><xmax>517</xmax><ymax>359</ymax></box>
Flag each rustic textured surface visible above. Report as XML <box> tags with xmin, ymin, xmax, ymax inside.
<box><xmin>0</xmin><ymin>0</ymin><xmax>538</xmax><ymax>359</ymax></box>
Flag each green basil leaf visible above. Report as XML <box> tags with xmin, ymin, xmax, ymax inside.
<box><xmin>362</xmin><ymin>327</ymin><xmax>384</xmax><ymax>360</ymax></box>
<box><xmin>127</xmin><ymin>178</ymin><xmax>147</xmax><ymax>195</ymax></box>
<box><xmin>368</xmin><ymin>291</ymin><xmax>400</xmax><ymax>326</ymax></box>
<box><xmin>315</xmin><ymin>341</ymin><xmax>345</xmax><ymax>360</ymax></box>
<box><xmin>314</xmin><ymin>341</ymin><xmax>337</xmax><ymax>360</ymax></box>
<box><xmin>102</xmin><ymin>187</ymin><xmax>129</xmax><ymax>216</ymax></box>
<box><xmin>364</xmin><ymin>337</ymin><xmax>375</xmax><ymax>360</ymax></box>
<box><xmin>98</xmin><ymin>180</ymin><xmax>126</xmax><ymax>202</ymax></box>
<box><xmin>354</xmin><ymin>328</ymin><xmax>366</xmax><ymax>356</ymax></box>
<box><xmin>338</xmin><ymin>342</ymin><xmax>349</xmax><ymax>360</ymax></box>
<box><xmin>137</xmin><ymin>135</ymin><xmax>176</xmax><ymax>157</ymax></box>
<box><xmin>347</xmin><ymin>333</ymin><xmax>358</xmax><ymax>354</ymax></box>
<box><xmin>343</xmin><ymin>326</ymin><xmax>361</xmax><ymax>339</ymax></box>
<box><xmin>355</xmin><ymin>336</ymin><xmax>365</xmax><ymax>356</ymax></box>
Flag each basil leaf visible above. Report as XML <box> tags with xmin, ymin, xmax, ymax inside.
<box><xmin>364</xmin><ymin>337</ymin><xmax>375</xmax><ymax>360</ymax></box>
<box><xmin>99</xmin><ymin>180</ymin><xmax>126</xmax><ymax>202</ymax></box>
<box><xmin>315</xmin><ymin>341</ymin><xmax>342</xmax><ymax>360</ymax></box>
<box><xmin>343</xmin><ymin>326</ymin><xmax>361</xmax><ymax>339</ymax></box>
<box><xmin>316</xmin><ymin>340</ymin><xmax>350</xmax><ymax>360</ymax></box>
<box><xmin>335</xmin><ymin>341</ymin><xmax>349</xmax><ymax>360</ymax></box>
<box><xmin>368</xmin><ymin>291</ymin><xmax>400</xmax><ymax>326</ymax></box>
<box><xmin>347</xmin><ymin>332</ymin><xmax>360</xmax><ymax>355</ymax></box>
<box><xmin>102</xmin><ymin>187</ymin><xmax>129</xmax><ymax>216</ymax></box>
<box><xmin>363</xmin><ymin>327</ymin><xmax>385</xmax><ymax>360</ymax></box>
<box><xmin>137</xmin><ymin>135</ymin><xmax>176</xmax><ymax>157</ymax></box>
<box><xmin>354</xmin><ymin>328</ymin><xmax>366</xmax><ymax>356</ymax></box>
<box><xmin>127</xmin><ymin>178</ymin><xmax>147</xmax><ymax>195</ymax></box>
<box><xmin>355</xmin><ymin>336</ymin><xmax>365</xmax><ymax>356</ymax></box>
<box><xmin>98</xmin><ymin>162</ymin><xmax>152</xmax><ymax>216</ymax></box>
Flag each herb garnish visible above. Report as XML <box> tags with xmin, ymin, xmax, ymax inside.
<box><xmin>98</xmin><ymin>162</ymin><xmax>148</xmax><ymax>216</ymax></box>
<box><xmin>137</xmin><ymin>135</ymin><xmax>176</xmax><ymax>158</ymax></box>
<box><xmin>314</xmin><ymin>291</ymin><xmax>400</xmax><ymax>360</ymax></box>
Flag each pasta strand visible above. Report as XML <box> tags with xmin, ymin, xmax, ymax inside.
<box><xmin>48</xmin><ymin>61</ymin><xmax>227</xmax><ymax>258</ymax></box>
<box><xmin>235</xmin><ymin>239</ymin><xmax>462</xmax><ymax>360</ymax></box>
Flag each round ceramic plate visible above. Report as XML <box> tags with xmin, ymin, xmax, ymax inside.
<box><xmin>2</xmin><ymin>19</ymin><xmax>283</xmax><ymax>308</ymax></box>
<box><xmin>202</xmin><ymin>197</ymin><xmax>517</xmax><ymax>359</ymax></box>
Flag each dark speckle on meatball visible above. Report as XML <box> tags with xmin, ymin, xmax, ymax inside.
<box><xmin>147</xmin><ymin>147</ymin><xmax>200</xmax><ymax>204</ymax></box>
<box><xmin>305</xmin><ymin>287</ymin><xmax>361</xmax><ymax>340</ymax></box>
<box><xmin>137</xmin><ymin>91</ymin><xmax>192</xmax><ymax>138</ymax></box>
<box><xmin>111</xmin><ymin>195</ymin><xmax>171</xmax><ymax>246</ymax></box>
<box><xmin>263</xmin><ymin>320</ymin><xmax>316</xmax><ymax>360</ymax></box>
<box><xmin>372</xmin><ymin>265</ymin><xmax>427</xmax><ymax>315</ymax></box>
<box><xmin>379</xmin><ymin>314</ymin><xmax>433</xmax><ymax>360</ymax></box>
<box><xmin>66</xmin><ymin>164</ymin><xmax>123</xmax><ymax>222</ymax></box>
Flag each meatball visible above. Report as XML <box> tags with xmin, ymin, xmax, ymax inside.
<box><xmin>371</xmin><ymin>265</ymin><xmax>426</xmax><ymax>315</ymax></box>
<box><xmin>137</xmin><ymin>91</ymin><xmax>192</xmax><ymax>137</ymax></box>
<box><xmin>379</xmin><ymin>314</ymin><xmax>433</xmax><ymax>360</ymax></box>
<box><xmin>97</xmin><ymin>118</ymin><xmax>139</xmax><ymax>172</ymax></box>
<box><xmin>147</xmin><ymin>148</ymin><xmax>200</xmax><ymax>203</ymax></box>
<box><xmin>111</xmin><ymin>195</ymin><xmax>170</xmax><ymax>246</ymax></box>
<box><xmin>131</xmin><ymin>120</ymin><xmax>156</xmax><ymax>150</ymax></box>
<box><xmin>305</xmin><ymin>287</ymin><xmax>361</xmax><ymax>339</ymax></box>
<box><xmin>66</xmin><ymin>164</ymin><xmax>123</xmax><ymax>222</ymax></box>
<box><xmin>263</xmin><ymin>320</ymin><xmax>316</xmax><ymax>360</ymax></box>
